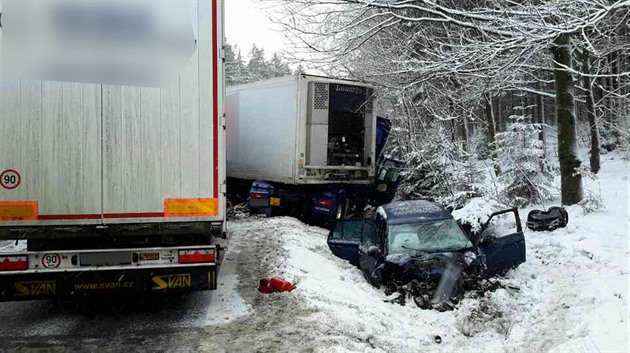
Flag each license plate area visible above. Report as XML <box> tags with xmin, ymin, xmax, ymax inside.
<box><xmin>80</xmin><ymin>252</ymin><xmax>132</xmax><ymax>267</ymax></box>
<box><xmin>270</xmin><ymin>197</ymin><xmax>281</xmax><ymax>206</ymax></box>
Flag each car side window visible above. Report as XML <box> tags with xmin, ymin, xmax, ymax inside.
<box><xmin>361</xmin><ymin>222</ymin><xmax>380</xmax><ymax>247</ymax></box>
<box><xmin>331</xmin><ymin>220</ymin><xmax>365</xmax><ymax>240</ymax></box>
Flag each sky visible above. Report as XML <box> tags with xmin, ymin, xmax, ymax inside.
<box><xmin>225</xmin><ymin>0</ymin><xmax>288</xmax><ymax>58</ymax></box>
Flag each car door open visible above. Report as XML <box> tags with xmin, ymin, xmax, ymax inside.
<box><xmin>328</xmin><ymin>219</ymin><xmax>375</xmax><ymax>266</ymax></box>
<box><xmin>475</xmin><ymin>208</ymin><xmax>527</xmax><ymax>275</ymax></box>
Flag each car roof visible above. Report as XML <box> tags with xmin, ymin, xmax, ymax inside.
<box><xmin>379</xmin><ymin>200</ymin><xmax>453</xmax><ymax>225</ymax></box>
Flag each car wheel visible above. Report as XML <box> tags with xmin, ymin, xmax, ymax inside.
<box><xmin>549</xmin><ymin>207</ymin><xmax>569</xmax><ymax>227</ymax></box>
<box><xmin>559</xmin><ymin>209</ymin><xmax>569</xmax><ymax>227</ymax></box>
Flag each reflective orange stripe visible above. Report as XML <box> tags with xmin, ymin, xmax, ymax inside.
<box><xmin>0</xmin><ymin>201</ymin><xmax>38</xmax><ymax>221</ymax></box>
<box><xmin>164</xmin><ymin>198</ymin><xmax>218</xmax><ymax>217</ymax></box>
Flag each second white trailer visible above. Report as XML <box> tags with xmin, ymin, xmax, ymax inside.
<box><xmin>226</xmin><ymin>74</ymin><xmax>377</xmax><ymax>185</ymax></box>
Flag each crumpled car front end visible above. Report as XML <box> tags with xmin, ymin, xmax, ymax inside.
<box><xmin>377</xmin><ymin>239</ymin><xmax>524</xmax><ymax>310</ymax></box>
<box><xmin>376</xmin><ymin>252</ymin><xmax>476</xmax><ymax>309</ymax></box>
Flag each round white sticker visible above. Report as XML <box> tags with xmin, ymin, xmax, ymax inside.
<box><xmin>42</xmin><ymin>253</ymin><xmax>62</xmax><ymax>269</ymax></box>
<box><xmin>0</xmin><ymin>169</ymin><xmax>21</xmax><ymax>190</ymax></box>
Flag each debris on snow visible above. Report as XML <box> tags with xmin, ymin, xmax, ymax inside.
<box><xmin>258</xmin><ymin>277</ymin><xmax>297</xmax><ymax>294</ymax></box>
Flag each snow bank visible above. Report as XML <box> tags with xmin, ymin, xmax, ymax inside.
<box><xmin>274</xmin><ymin>152</ymin><xmax>628</xmax><ymax>352</ymax></box>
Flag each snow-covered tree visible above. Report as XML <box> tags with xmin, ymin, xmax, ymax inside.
<box><xmin>276</xmin><ymin>0</ymin><xmax>629</xmax><ymax>206</ymax></box>
<box><xmin>495</xmin><ymin>116</ymin><xmax>555</xmax><ymax>207</ymax></box>
<box><xmin>397</xmin><ymin>123</ymin><xmax>483</xmax><ymax>209</ymax></box>
<box><xmin>268</xmin><ymin>53</ymin><xmax>292</xmax><ymax>78</ymax></box>
<box><xmin>225</xmin><ymin>42</ymin><xmax>249</xmax><ymax>86</ymax></box>
<box><xmin>247</xmin><ymin>44</ymin><xmax>270</xmax><ymax>82</ymax></box>
<box><xmin>225</xmin><ymin>41</ymin><xmax>294</xmax><ymax>86</ymax></box>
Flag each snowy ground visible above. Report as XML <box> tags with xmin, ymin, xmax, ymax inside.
<box><xmin>226</xmin><ymin>151</ymin><xmax>629</xmax><ymax>352</ymax></box>
<box><xmin>0</xmin><ymin>152</ymin><xmax>627</xmax><ymax>352</ymax></box>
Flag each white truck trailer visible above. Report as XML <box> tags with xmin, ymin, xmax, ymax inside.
<box><xmin>227</xmin><ymin>74</ymin><xmax>377</xmax><ymax>184</ymax></box>
<box><xmin>226</xmin><ymin>74</ymin><xmax>400</xmax><ymax>224</ymax></box>
<box><xmin>0</xmin><ymin>0</ymin><xmax>226</xmax><ymax>301</ymax></box>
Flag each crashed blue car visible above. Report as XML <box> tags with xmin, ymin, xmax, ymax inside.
<box><xmin>327</xmin><ymin>200</ymin><xmax>526</xmax><ymax>308</ymax></box>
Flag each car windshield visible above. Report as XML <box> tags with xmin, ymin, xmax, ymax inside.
<box><xmin>388</xmin><ymin>219</ymin><xmax>472</xmax><ymax>256</ymax></box>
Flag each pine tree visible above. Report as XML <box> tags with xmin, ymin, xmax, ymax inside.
<box><xmin>225</xmin><ymin>41</ymin><xmax>249</xmax><ymax>86</ymax></box>
<box><xmin>247</xmin><ymin>44</ymin><xmax>270</xmax><ymax>82</ymax></box>
<box><xmin>496</xmin><ymin>116</ymin><xmax>555</xmax><ymax>207</ymax></box>
<box><xmin>224</xmin><ymin>43</ymin><xmax>238</xmax><ymax>86</ymax></box>
<box><xmin>233</xmin><ymin>48</ymin><xmax>248</xmax><ymax>85</ymax></box>
<box><xmin>226</xmin><ymin>42</ymin><xmax>294</xmax><ymax>85</ymax></box>
<box><xmin>268</xmin><ymin>53</ymin><xmax>292</xmax><ymax>78</ymax></box>
<box><xmin>398</xmin><ymin>124</ymin><xmax>482</xmax><ymax>209</ymax></box>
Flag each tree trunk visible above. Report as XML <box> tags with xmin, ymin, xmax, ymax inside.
<box><xmin>536</xmin><ymin>86</ymin><xmax>545</xmax><ymax>144</ymax></box>
<box><xmin>508</xmin><ymin>89</ymin><xmax>514</xmax><ymax>128</ymax></box>
<box><xmin>461</xmin><ymin>116</ymin><xmax>469</xmax><ymax>152</ymax></box>
<box><xmin>552</xmin><ymin>34</ymin><xmax>583</xmax><ymax>205</ymax></box>
<box><xmin>607</xmin><ymin>53</ymin><xmax>616</xmax><ymax>126</ymax></box>
<box><xmin>484</xmin><ymin>93</ymin><xmax>500</xmax><ymax>175</ymax></box>
<box><xmin>581</xmin><ymin>50</ymin><xmax>601</xmax><ymax>174</ymax></box>
<box><xmin>496</xmin><ymin>95</ymin><xmax>502</xmax><ymax>132</ymax></box>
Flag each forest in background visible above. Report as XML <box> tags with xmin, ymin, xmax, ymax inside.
<box><xmin>224</xmin><ymin>41</ymin><xmax>295</xmax><ymax>86</ymax></box>
<box><xmin>269</xmin><ymin>0</ymin><xmax>629</xmax><ymax>210</ymax></box>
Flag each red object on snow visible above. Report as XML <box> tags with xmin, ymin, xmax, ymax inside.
<box><xmin>258</xmin><ymin>277</ymin><xmax>297</xmax><ymax>294</ymax></box>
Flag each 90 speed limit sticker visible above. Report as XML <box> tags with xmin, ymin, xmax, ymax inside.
<box><xmin>0</xmin><ymin>169</ymin><xmax>21</xmax><ymax>190</ymax></box>
<box><xmin>41</xmin><ymin>253</ymin><xmax>62</xmax><ymax>269</ymax></box>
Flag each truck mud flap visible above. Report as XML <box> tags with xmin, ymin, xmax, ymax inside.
<box><xmin>0</xmin><ymin>266</ymin><xmax>217</xmax><ymax>302</ymax></box>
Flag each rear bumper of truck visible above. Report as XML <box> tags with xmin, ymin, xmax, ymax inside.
<box><xmin>0</xmin><ymin>245</ymin><xmax>221</xmax><ymax>302</ymax></box>
<box><xmin>0</xmin><ymin>264</ymin><xmax>217</xmax><ymax>302</ymax></box>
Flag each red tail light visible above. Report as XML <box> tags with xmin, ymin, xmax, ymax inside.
<box><xmin>250</xmin><ymin>192</ymin><xmax>266</xmax><ymax>199</ymax></box>
<box><xmin>318</xmin><ymin>199</ymin><xmax>334</xmax><ymax>209</ymax></box>
<box><xmin>0</xmin><ymin>256</ymin><xmax>28</xmax><ymax>271</ymax></box>
<box><xmin>178</xmin><ymin>249</ymin><xmax>215</xmax><ymax>264</ymax></box>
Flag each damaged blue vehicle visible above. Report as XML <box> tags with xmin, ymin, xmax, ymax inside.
<box><xmin>327</xmin><ymin>200</ymin><xmax>526</xmax><ymax>309</ymax></box>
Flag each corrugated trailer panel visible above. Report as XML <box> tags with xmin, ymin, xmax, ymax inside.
<box><xmin>0</xmin><ymin>79</ymin><xmax>104</xmax><ymax>218</ymax></box>
<box><xmin>227</xmin><ymin>74</ymin><xmax>376</xmax><ymax>185</ymax></box>
<box><xmin>226</xmin><ymin>76</ymin><xmax>299</xmax><ymax>184</ymax></box>
<box><xmin>0</xmin><ymin>0</ymin><xmax>225</xmax><ymax>227</ymax></box>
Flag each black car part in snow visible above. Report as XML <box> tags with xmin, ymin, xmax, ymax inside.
<box><xmin>526</xmin><ymin>207</ymin><xmax>569</xmax><ymax>231</ymax></box>
<box><xmin>327</xmin><ymin>200</ymin><xmax>526</xmax><ymax>309</ymax></box>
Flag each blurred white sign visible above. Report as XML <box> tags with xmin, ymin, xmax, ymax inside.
<box><xmin>1</xmin><ymin>0</ymin><xmax>197</xmax><ymax>87</ymax></box>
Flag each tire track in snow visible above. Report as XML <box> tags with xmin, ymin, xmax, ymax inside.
<box><xmin>198</xmin><ymin>217</ymin><xmax>325</xmax><ymax>352</ymax></box>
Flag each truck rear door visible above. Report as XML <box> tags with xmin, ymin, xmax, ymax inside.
<box><xmin>0</xmin><ymin>81</ymin><xmax>104</xmax><ymax>224</ymax></box>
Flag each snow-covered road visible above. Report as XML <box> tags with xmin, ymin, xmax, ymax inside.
<box><xmin>0</xmin><ymin>233</ymin><xmax>249</xmax><ymax>352</ymax></box>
